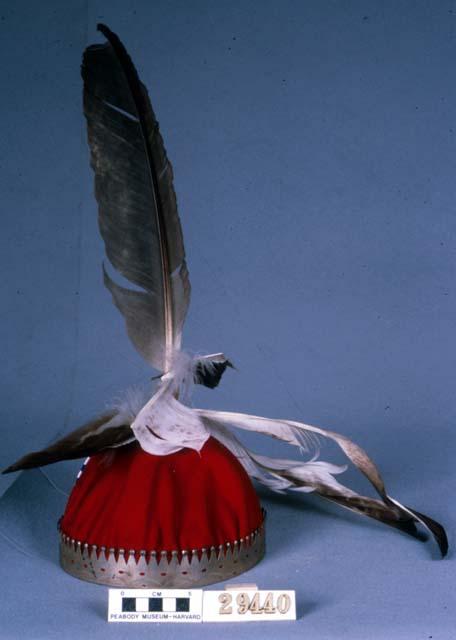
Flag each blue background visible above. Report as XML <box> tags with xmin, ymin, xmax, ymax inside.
<box><xmin>1</xmin><ymin>1</ymin><xmax>455</xmax><ymax>638</ymax></box>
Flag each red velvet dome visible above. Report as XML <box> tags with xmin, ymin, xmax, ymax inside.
<box><xmin>60</xmin><ymin>437</ymin><xmax>263</xmax><ymax>554</ymax></box>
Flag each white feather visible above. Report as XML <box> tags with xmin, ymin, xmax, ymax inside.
<box><xmin>130</xmin><ymin>353</ymin><xmax>210</xmax><ymax>455</ymax></box>
<box><xmin>111</xmin><ymin>387</ymin><xmax>151</xmax><ymax>423</ymax></box>
<box><xmin>196</xmin><ymin>408</ymin><xmax>322</xmax><ymax>453</ymax></box>
<box><xmin>197</xmin><ymin>408</ymin><xmax>387</xmax><ymax>499</ymax></box>
<box><xmin>205</xmin><ymin>418</ymin><xmax>348</xmax><ymax>495</ymax></box>
<box><xmin>249</xmin><ymin>452</ymin><xmax>351</xmax><ymax>495</ymax></box>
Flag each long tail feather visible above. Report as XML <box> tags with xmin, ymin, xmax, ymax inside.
<box><xmin>201</xmin><ymin>409</ymin><xmax>448</xmax><ymax>556</ymax></box>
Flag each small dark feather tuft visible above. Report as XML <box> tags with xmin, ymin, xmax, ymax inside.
<box><xmin>194</xmin><ymin>359</ymin><xmax>234</xmax><ymax>389</ymax></box>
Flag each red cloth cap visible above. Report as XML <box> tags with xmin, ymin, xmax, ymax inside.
<box><xmin>60</xmin><ymin>437</ymin><xmax>263</xmax><ymax>553</ymax></box>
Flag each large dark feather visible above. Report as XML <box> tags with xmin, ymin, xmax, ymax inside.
<box><xmin>83</xmin><ymin>24</ymin><xmax>190</xmax><ymax>372</ymax></box>
<box><xmin>2</xmin><ymin>414</ymin><xmax>133</xmax><ymax>473</ymax></box>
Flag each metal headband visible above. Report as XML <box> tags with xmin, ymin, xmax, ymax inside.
<box><xmin>59</xmin><ymin>516</ymin><xmax>266</xmax><ymax>588</ymax></box>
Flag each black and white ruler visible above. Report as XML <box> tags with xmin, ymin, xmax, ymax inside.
<box><xmin>109</xmin><ymin>589</ymin><xmax>203</xmax><ymax>623</ymax></box>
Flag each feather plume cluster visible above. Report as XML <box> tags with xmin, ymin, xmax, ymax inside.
<box><xmin>3</xmin><ymin>24</ymin><xmax>447</xmax><ymax>557</ymax></box>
